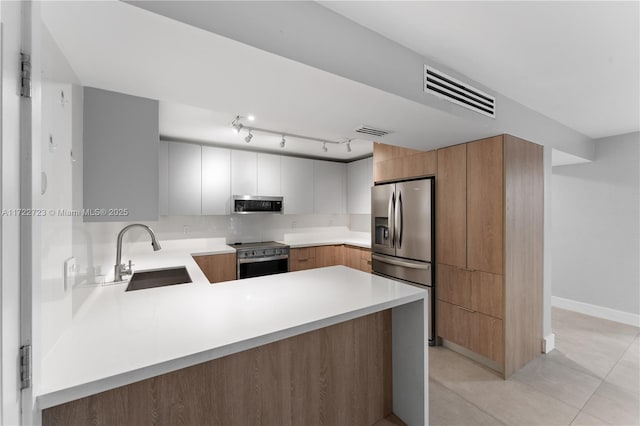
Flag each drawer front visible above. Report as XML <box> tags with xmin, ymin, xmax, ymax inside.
<box><xmin>474</xmin><ymin>312</ymin><xmax>504</xmax><ymax>364</ymax></box>
<box><xmin>437</xmin><ymin>300</ymin><xmax>504</xmax><ymax>365</ymax></box>
<box><xmin>437</xmin><ymin>264</ymin><xmax>472</xmax><ymax>309</ymax></box>
<box><xmin>437</xmin><ymin>300</ymin><xmax>474</xmax><ymax>349</ymax></box>
<box><xmin>471</xmin><ymin>271</ymin><xmax>503</xmax><ymax>319</ymax></box>
<box><xmin>291</xmin><ymin>247</ymin><xmax>316</xmax><ymax>261</ymax></box>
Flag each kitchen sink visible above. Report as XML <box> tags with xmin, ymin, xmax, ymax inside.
<box><xmin>125</xmin><ymin>266</ymin><xmax>192</xmax><ymax>292</ymax></box>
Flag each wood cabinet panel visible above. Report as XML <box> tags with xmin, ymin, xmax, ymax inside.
<box><xmin>436</xmin><ymin>264</ymin><xmax>471</xmax><ymax>309</ymax></box>
<box><xmin>289</xmin><ymin>247</ymin><xmax>317</xmax><ymax>271</ymax></box>
<box><xmin>359</xmin><ymin>251</ymin><xmax>372</xmax><ymax>273</ymax></box>
<box><xmin>44</xmin><ymin>311</ymin><xmax>392</xmax><ymax>426</ymax></box>
<box><xmin>436</xmin><ymin>144</ymin><xmax>467</xmax><ymax>268</ymax></box>
<box><xmin>344</xmin><ymin>246</ymin><xmax>373</xmax><ymax>273</ymax></box>
<box><xmin>471</xmin><ymin>271</ymin><xmax>503</xmax><ymax>319</ymax></box>
<box><xmin>193</xmin><ymin>253</ymin><xmax>236</xmax><ymax>283</ymax></box>
<box><xmin>315</xmin><ymin>245</ymin><xmax>344</xmax><ymax>268</ymax></box>
<box><xmin>473</xmin><ymin>313</ymin><xmax>504</xmax><ymax>364</ymax></box>
<box><xmin>373</xmin><ymin>142</ymin><xmax>422</xmax><ymax>164</ymax></box>
<box><xmin>467</xmin><ymin>136</ymin><xmax>504</xmax><ymax>274</ymax></box>
<box><xmin>437</xmin><ymin>300</ymin><xmax>474</xmax><ymax>349</ymax></box>
<box><xmin>374</xmin><ymin>151</ymin><xmax>437</xmax><ymax>183</ymax></box>
<box><xmin>503</xmin><ymin>135</ymin><xmax>543</xmax><ymax>378</ymax></box>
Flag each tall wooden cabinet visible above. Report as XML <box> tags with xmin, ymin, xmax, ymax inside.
<box><xmin>436</xmin><ymin>135</ymin><xmax>543</xmax><ymax>378</ymax></box>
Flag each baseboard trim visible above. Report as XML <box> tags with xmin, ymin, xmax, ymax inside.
<box><xmin>543</xmin><ymin>333</ymin><xmax>555</xmax><ymax>353</ymax></box>
<box><xmin>552</xmin><ymin>296</ymin><xmax>640</xmax><ymax>327</ymax></box>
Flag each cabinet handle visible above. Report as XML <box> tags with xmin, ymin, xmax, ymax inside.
<box><xmin>457</xmin><ymin>306</ymin><xmax>476</xmax><ymax>313</ymax></box>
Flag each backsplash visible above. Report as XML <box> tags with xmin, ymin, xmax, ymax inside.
<box><xmin>73</xmin><ymin>213</ymin><xmax>369</xmax><ymax>285</ymax></box>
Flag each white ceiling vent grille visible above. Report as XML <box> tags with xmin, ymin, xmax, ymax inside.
<box><xmin>424</xmin><ymin>65</ymin><xmax>496</xmax><ymax>118</ymax></box>
<box><xmin>355</xmin><ymin>125</ymin><xmax>390</xmax><ymax>138</ymax></box>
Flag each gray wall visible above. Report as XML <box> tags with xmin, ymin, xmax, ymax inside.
<box><xmin>552</xmin><ymin>132</ymin><xmax>640</xmax><ymax>314</ymax></box>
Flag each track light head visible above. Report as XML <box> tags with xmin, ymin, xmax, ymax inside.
<box><xmin>244</xmin><ymin>130</ymin><xmax>253</xmax><ymax>143</ymax></box>
<box><xmin>346</xmin><ymin>140</ymin><xmax>352</xmax><ymax>153</ymax></box>
<box><xmin>231</xmin><ymin>116</ymin><xmax>243</xmax><ymax>134</ymax></box>
<box><xmin>322</xmin><ymin>142</ymin><xmax>328</xmax><ymax>152</ymax></box>
<box><xmin>280</xmin><ymin>136</ymin><xmax>286</xmax><ymax>148</ymax></box>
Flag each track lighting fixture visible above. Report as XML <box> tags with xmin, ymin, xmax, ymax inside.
<box><xmin>230</xmin><ymin>115</ymin><xmax>355</xmax><ymax>153</ymax></box>
<box><xmin>231</xmin><ymin>116</ymin><xmax>243</xmax><ymax>134</ymax></box>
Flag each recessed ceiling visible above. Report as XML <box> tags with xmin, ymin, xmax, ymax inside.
<box><xmin>321</xmin><ymin>1</ymin><xmax>640</xmax><ymax>139</ymax></box>
<box><xmin>41</xmin><ymin>1</ymin><xmax>496</xmax><ymax>161</ymax></box>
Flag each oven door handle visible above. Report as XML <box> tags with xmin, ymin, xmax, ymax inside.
<box><xmin>238</xmin><ymin>255</ymin><xmax>289</xmax><ymax>264</ymax></box>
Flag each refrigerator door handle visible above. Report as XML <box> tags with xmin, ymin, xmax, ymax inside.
<box><xmin>388</xmin><ymin>190</ymin><xmax>395</xmax><ymax>248</ymax></box>
<box><xmin>372</xmin><ymin>254</ymin><xmax>431</xmax><ymax>270</ymax></box>
<box><xmin>396</xmin><ymin>191</ymin><xmax>403</xmax><ymax>249</ymax></box>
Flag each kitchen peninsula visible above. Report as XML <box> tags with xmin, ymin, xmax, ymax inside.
<box><xmin>38</xmin><ymin>265</ymin><xmax>428</xmax><ymax>426</ymax></box>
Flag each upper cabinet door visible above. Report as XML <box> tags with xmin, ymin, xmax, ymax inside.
<box><xmin>83</xmin><ymin>87</ymin><xmax>159</xmax><ymax>221</ymax></box>
<box><xmin>281</xmin><ymin>156</ymin><xmax>314</xmax><ymax>214</ymax></box>
<box><xmin>257</xmin><ymin>153</ymin><xmax>281</xmax><ymax>196</ymax></box>
<box><xmin>467</xmin><ymin>136</ymin><xmax>504</xmax><ymax>274</ymax></box>
<box><xmin>231</xmin><ymin>150</ymin><xmax>257</xmax><ymax>196</ymax></box>
<box><xmin>347</xmin><ymin>157</ymin><xmax>373</xmax><ymax>214</ymax></box>
<box><xmin>202</xmin><ymin>146</ymin><xmax>231</xmax><ymax>215</ymax></box>
<box><xmin>436</xmin><ymin>144</ymin><xmax>467</xmax><ymax>268</ymax></box>
<box><xmin>314</xmin><ymin>160</ymin><xmax>346</xmax><ymax>214</ymax></box>
<box><xmin>168</xmin><ymin>142</ymin><xmax>202</xmax><ymax>215</ymax></box>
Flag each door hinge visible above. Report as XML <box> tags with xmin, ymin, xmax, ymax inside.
<box><xmin>20</xmin><ymin>345</ymin><xmax>32</xmax><ymax>390</ymax></box>
<box><xmin>20</xmin><ymin>52</ymin><xmax>31</xmax><ymax>98</ymax></box>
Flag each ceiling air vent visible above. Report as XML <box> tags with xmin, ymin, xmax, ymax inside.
<box><xmin>355</xmin><ymin>125</ymin><xmax>390</xmax><ymax>138</ymax></box>
<box><xmin>424</xmin><ymin>65</ymin><xmax>496</xmax><ymax>118</ymax></box>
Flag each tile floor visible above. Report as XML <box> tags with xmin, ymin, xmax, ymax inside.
<box><xmin>429</xmin><ymin>307</ymin><xmax>640</xmax><ymax>426</ymax></box>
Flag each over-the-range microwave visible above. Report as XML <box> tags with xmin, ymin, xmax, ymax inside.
<box><xmin>232</xmin><ymin>195</ymin><xmax>284</xmax><ymax>214</ymax></box>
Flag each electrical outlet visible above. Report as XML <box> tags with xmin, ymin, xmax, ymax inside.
<box><xmin>64</xmin><ymin>257</ymin><xmax>76</xmax><ymax>291</ymax></box>
<box><xmin>183</xmin><ymin>225</ymin><xmax>190</xmax><ymax>234</ymax></box>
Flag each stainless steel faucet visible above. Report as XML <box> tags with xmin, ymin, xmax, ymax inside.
<box><xmin>114</xmin><ymin>224</ymin><xmax>161</xmax><ymax>282</ymax></box>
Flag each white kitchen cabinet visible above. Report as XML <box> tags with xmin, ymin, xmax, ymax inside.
<box><xmin>314</xmin><ymin>160</ymin><xmax>347</xmax><ymax>214</ymax></box>
<box><xmin>202</xmin><ymin>146</ymin><xmax>231</xmax><ymax>215</ymax></box>
<box><xmin>347</xmin><ymin>157</ymin><xmax>373</xmax><ymax>214</ymax></box>
<box><xmin>83</xmin><ymin>87</ymin><xmax>159</xmax><ymax>221</ymax></box>
<box><xmin>159</xmin><ymin>141</ymin><xmax>169</xmax><ymax>216</ymax></box>
<box><xmin>257</xmin><ymin>153</ymin><xmax>281</xmax><ymax>196</ymax></box>
<box><xmin>231</xmin><ymin>150</ymin><xmax>257</xmax><ymax>196</ymax></box>
<box><xmin>168</xmin><ymin>142</ymin><xmax>202</xmax><ymax>215</ymax></box>
<box><xmin>281</xmin><ymin>156</ymin><xmax>314</xmax><ymax>214</ymax></box>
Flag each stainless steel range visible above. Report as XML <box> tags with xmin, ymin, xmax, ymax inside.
<box><xmin>230</xmin><ymin>241</ymin><xmax>290</xmax><ymax>279</ymax></box>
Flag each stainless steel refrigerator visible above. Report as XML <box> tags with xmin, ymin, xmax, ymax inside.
<box><xmin>371</xmin><ymin>177</ymin><xmax>435</xmax><ymax>344</ymax></box>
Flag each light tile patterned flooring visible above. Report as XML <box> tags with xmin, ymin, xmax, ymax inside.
<box><xmin>429</xmin><ymin>308</ymin><xmax>640</xmax><ymax>426</ymax></box>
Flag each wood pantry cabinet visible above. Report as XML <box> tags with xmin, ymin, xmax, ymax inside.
<box><xmin>436</xmin><ymin>135</ymin><xmax>543</xmax><ymax>378</ymax></box>
<box><xmin>193</xmin><ymin>253</ymin><xmax>237</xmax><ymax>283</ymax></box>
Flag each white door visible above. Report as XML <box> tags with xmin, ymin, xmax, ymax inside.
<box><xmin>2</xmin><ymin>1</ymin><xmax>38</xmax><ymax>424</ymax></box>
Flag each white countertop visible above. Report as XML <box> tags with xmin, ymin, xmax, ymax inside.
<box><xmin>38</xmin><ymin>266</ymin><xmax>425</xmax><ymax>410</ymax></box>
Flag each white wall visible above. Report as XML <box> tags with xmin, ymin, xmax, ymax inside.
<box><xmin>552</xmin><ymin>132</ymin><xmax>640</xmax><ymax>316</ymax></box>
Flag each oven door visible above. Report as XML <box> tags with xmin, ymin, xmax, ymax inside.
<box><xmin>238</xmin><ymin>256</ymin><xmax>289</xmax><ymax>279</ymax></box>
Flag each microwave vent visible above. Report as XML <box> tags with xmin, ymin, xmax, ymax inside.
<box><xmin>424</xmin><ymin>65</ymin><xmax>496</xmax><ymax>118</ymax></box>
